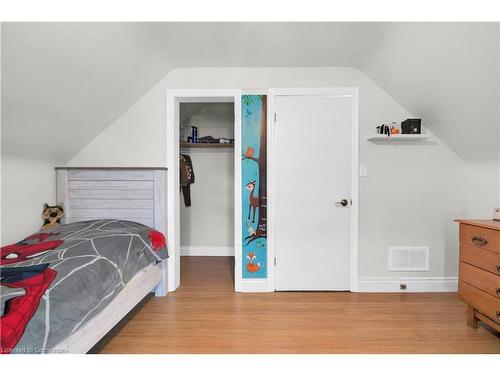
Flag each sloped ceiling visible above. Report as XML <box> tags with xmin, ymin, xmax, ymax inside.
<box><xmin>362</xmin><ymin>23</ymin><xmax>499</xmax><ymax>162</ymax></box>
<box><xmin>1</xmin><ymin>22</ymin><xmax>498</xmax><ymax>163</ymax></box>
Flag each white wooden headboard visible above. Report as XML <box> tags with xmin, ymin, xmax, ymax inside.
<box><xmin>55</xmin><ymin>167</ymin><xmax>167</xmax><ymax>233</ymax></box>
<box><xmin>55</xmin><ymin>167</ymin><xmax>169</xmax><ymax>296</ymax></box>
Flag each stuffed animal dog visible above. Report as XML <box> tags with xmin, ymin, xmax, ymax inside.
<box><xmin>41</xmin><ymin>203</ymin><xmax>64</xmax><ymax>230</ymax></box>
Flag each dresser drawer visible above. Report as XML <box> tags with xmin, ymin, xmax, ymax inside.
<box><xmin>459</xmin><ymin>281</ymin><xmax>500</xmax><ymax>323</ymax></box>
<box><xmin>460</xmin><ymin>223</ymin><xmax>500</xmax><ymax>254</ymax></box>
<box><xmin>460</xmin><ymin>243</ymin><xmax>500</xmax><ymax>275</ymax></box>
<box><xmin>460</xmin><ymin>262</ymin><xmax>500</xmax><ymax>298</ymax></box>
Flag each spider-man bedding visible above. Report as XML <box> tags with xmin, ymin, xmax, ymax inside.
<box><xmin>0</xmin><ymin>219</ymin><xmax>168</xmax><ymax>354</ymax></box>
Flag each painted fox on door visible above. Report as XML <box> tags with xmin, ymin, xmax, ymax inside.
<box><xmin>241</xmin><ymin>95</ymin><xmax>267</xmax><ymax>279</ymax></box>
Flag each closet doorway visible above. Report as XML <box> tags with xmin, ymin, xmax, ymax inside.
<box><xmin>166</xmin><ymin>90</ymin><xmax>242</xmax><ymax>292</ymax></box>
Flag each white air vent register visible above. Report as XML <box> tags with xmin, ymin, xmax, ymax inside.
<box><xmin>389</xmin><ymin>247</ymin><xmax>429</xmax><ymax>272</ymax></box>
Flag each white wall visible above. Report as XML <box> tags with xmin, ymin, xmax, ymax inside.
<box><xmin>496</xmin><ymin>25</ymin><xmax>500</xmax><ymax>207</ymax></box>
<box><xmin>466</xmin><ymin>160</ymin><xmax>499</xmax><ymax>218</ymax></box>
<box><xmin>69</xmin><ymin>67</ymin><xmax>469</xmax><ymax>280</ymax></box>
<box><xmin>179</xmin><ymin>104</ymin><xmax>235</xmax><ymax>252</ymax></box>
<box><xmin>362</xmin><ymin>23</ymin><xmax>500</xmax><ymax>219</ymax></box>
<box><xmin>1</xmin><ymin>24</ymin><xmax>59</xmax><ymax>245</ymax></box>
<box><xmin>1</xmin><ymin>25</ymin><xmax>61</xmax><ymax>245</ymax></box>
<box><xmin>1</xmin><ymin>156</ymin><xmax>57</xmax><ymax>245</ymax></box>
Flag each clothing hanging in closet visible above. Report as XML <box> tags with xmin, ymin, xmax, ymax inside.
<box><xmin>180</xmin><ymin>154</ymin><xmax>195</xmax><ymax>206</ymax></box>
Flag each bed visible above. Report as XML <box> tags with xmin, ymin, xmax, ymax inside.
<box><xmin>0</xmin><ymin>167</ymin><xmax>168</xmax><ymax>354</ymax></box>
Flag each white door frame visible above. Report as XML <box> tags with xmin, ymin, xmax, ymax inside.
<box><xmin>166</xmin><ymin>89</ymin><xmax>242</xmax><ymax>292</ymax></box>
<box><xmin>267</xmin><ymin>88</ymin><xmax>359</xmax><ymax>292</ymax></box>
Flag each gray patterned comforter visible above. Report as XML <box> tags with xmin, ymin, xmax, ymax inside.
<box><xmin>0</xmin><ymin>219</ymin><xmax>168</xmax><ymax>354</ymax></box>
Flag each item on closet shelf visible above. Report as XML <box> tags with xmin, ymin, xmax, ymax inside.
<box><xmin>401</xmin><ymin>119</ymin><xmax>422</xmax><ymax>134</ymax></box>
<box><xmin>191</xmin><ymin>126</ymin><xmax>198</xmax><ymax>143</ymax></box>
<box><xmin>180</xmin><ymin>125</ymin><xmax>188</xmax><ymax>142</ymax></box>
<box><xmin>198</xmin><ymin>135</ymin><xmax>218</xmax><ymax>143</ymax></box>
<box><xmin>179</xmin><ymin>154</ymin><xmax>195</xmax><ymax>206</ymax></box>
<box><xmin>41</xmin><ymin>202</ymin><xmax>65</xmax><ymax>230</ymax></box>
<box><xmin>195</xmin><ymin>136</ymin><xmax>235</xmax><ymax>144</ymax></box>
<box><xmin>493</xmin><ymin>208</ymin><xmax>500</xmax><ymax>221</ymax></box>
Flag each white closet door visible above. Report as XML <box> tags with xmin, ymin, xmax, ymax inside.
<box><xmin>274</xmin><ymin>94</ymin><xmax>353</xmax><ymax>291</ymax></box>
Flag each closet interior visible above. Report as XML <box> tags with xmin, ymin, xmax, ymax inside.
<box><xmin>179</xmin><ymin>102</ymin><xmax>236</xmax><ymax>267</ymax></box>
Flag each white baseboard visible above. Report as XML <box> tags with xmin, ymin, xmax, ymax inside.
<box><xmin>180</xmin><ymin>246</ymin><xmax>234</xmax><ymax>256</ymax></box>
<box><xmin>357</xmin><ymin>277</ymin><xmax>458</xmax><ymax>292</ymax></box>
<box><xmin>236</xmin><ymin>279</ymin><xmax>274</xmax><ymax>293</ymax></box>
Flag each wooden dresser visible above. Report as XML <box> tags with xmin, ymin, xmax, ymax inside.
<box><xmin>456</xmin><ymin>219</ymin><xmax>500</xmax><ymax>333</ymax></box>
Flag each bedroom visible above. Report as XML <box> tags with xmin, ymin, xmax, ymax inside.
<box><xmin>1</xmin><ymin>2</ymin><xmax>499</xmax><ymax>371</ymax></box>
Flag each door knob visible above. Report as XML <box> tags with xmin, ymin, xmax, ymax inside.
<box><xmin>335</xmin><ymin>199</ymin><xmax>349</xmax><ymax>207</ymax></box>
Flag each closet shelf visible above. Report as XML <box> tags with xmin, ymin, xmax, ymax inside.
<box><xmin>180</xmin><ymin>141</ymin><xmax>234</xmax><ymax>149</ymax></box>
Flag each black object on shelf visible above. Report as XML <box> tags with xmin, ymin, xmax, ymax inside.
<box><xmin>401</xmin><ymin>119</ymin><xmax>421</xmax><ymax>134</ymax></box>
<box><xmin>191</xmin><ymin>126</ymin><xmax>198</xmax><ymax>143</ymax></box>
<box><xmin>376</xmin><ymin>125</ymin><xmax>390</xmax><ymax>136</ymax></box>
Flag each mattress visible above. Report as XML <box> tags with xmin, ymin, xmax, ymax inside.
<box><xmin>0</xmin><ymin>219</ymin><xmax>168</xmax><ymax>354</ymax></box>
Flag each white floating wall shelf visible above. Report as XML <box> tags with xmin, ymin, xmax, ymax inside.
<box><xmin>367</xmin><ymin>134</ymin><xmax>429</xmax><ymax>142</ymax></box>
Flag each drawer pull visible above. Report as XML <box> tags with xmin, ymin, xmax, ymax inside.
<box><xmin>497</xmin><ymin>288</ymin><xmax>500</xmax><ymax>297</ymax></box>
<box><xmin>471</xmin><ymin>236</ymin><xmax>489</xmax><ymax>246</ymax></box>
<box><xmin>497</xmin><ymin>311</ymin><xmax>500</xmax><ymax>320</ymax></box>
<box><xmin>497</xmin><ymin>265</ymin><xmax>500</xmax><ymax>274</ymax></box>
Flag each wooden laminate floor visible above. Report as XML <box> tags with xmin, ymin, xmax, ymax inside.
<box><xmin>98</xmin><ymin>257</ymin><xmax>499</xmax><ymax>354</ymax></box>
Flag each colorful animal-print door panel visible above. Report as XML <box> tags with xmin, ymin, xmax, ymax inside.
<box><xmin>241</xmin><ymin>95</ymin><xmax>267</xmax><ymax>279</ymax></box>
